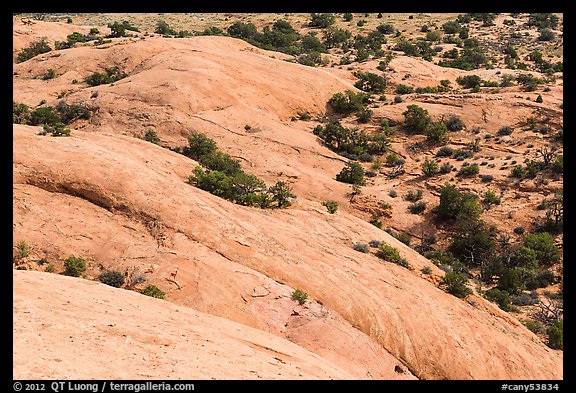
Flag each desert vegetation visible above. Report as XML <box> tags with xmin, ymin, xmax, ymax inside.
<box><xmin>182</xmin><ymin>132</ymin><xmax>296</xmax><ymax>208</ymax></box>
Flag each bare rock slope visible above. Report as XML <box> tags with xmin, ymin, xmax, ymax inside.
<box><xmin>13</xmin><ymin>269</ymin><xmax>355</xmax><ymax>380</ymax></box>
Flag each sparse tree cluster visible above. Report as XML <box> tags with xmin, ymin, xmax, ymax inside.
<box><xmin>181</xmin><ymin>132</ymin><xmax>295</xmax><ymax>209</ymax></box>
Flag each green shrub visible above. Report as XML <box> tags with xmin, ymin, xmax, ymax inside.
<box><xmin>483</xmin><ymin>190</ymin><xmax>501</xmax><ymax>206</ymax></box>
<box><xmin>143</xmin><ymin>129</ymin><xmax>160</xmax><ymax>144</ymax></box>
<box><xmin>457</xmin><ymin>164</ymin><xmax>479</xmax><ymax>177</ymax></box>
<box><xmin>227</xmin><ymin>21</ymin><xmax>258</xmax><ymax>40</ymax></box>
<box><xmin>39</xmin><ymin>123</ymin><xmax>71</xmax><ymax>137</ymax></box>
<box><xmin>98</xmin><ymin>270</ymin><xmax>125</xmax><ymax>288</ymax></box>
<box><xmin>54</xmin><ymin>101</ymin><xmax>92</xmax><ymax>123</ymax></box>
<box><xmin>441</xmin><ymin>271</ymin><xmax>472</xmax><ymax>298</ymax></box>
<box><xmin>336</xmin><ymin>161</ymin><xmax>365</xmax><ymax>185</ymax></box>
<box><xmin>456</xmin><ymin>75</ymin><xmax>482</xmax><ymax>89</ymax></box>
<box><xmin>13</xmin><ymin>102</ymin><xmax>31</xmax><ymax>124</ymax></box>
<box><xmin>538</xmin><ymin>29</ymin><xmax>555</xmax><ymax>42</ymax></box>
<box><xmin>426</xmin><ymin>123</ymin><xmax>450</xmax><ymax>144</ymax></box>
<box><xmin>17</xmin><ymin>39</ymin><xmax>51</xmax><ymax>63</ymax></box>
<box><xmin>409</xmin><ymin>201</ymin><xmax>427</xmax><ymax>214</ymax></box>
<box><xmin>356</xmin><ymin>107</ymin><xmax>373</xmax><ymax>123</ymax></box>
<box><xmin>395</xmin><ymin>231</ymin><xmax>411</xmax><ymax>246</ymax></box>
<box><xmin>527</xmin><ymin>13</ymin><xmax>559</xmax><ymax>29</ymax></box>
<box><xmin>291</xmin><ymin>289</ymin><xmax>308</xmax><ymax>305</ymax></box>
<box><xmin>484</xmin><ymin>288</ymin><xmax>511</xmax><ymax>311</ymax></box>
<box><xmin>449</xmin><ymin>218</ymin><xmax>497</xmax><ymax>269</ymax></box>
<box><xmin>546</xmin><ymin>320</ymin><xmax>563</xmax><ymax>349</ymax></box>
<box><xmin>323</xmin><ymin>27</ymin><xmax>352</xmax><ymax>49</ymax></box>
<box><xmin>552</xmin><ymin>155</ymin><xmax>563</xmax><ymax>174</ymax></box>
<box><xmin>523</xmin><ymin>232</ymin><xmax>560</xmax><ymax>265</ymax></box>
<box><xmin>199</xmin><ymin>151</ymin><xmax>242</xmax><ymax>177</ymax></box>
<box><xmin>328</xmin><ymin>90</ymin><xmax>369</xmax><ymax>115</ymax></box>
<box><xmin>425</xmin><ymin>30</ymin><xmax>442</xmax><ymax>42</ymax></box>
<box><xmin>183</xmin><ymin>132</ymin><xmax>218</xmax><ymax>160</ymax></box>
<box><xmin>189</xmin><ymin>167</ymin><xmax>269</xmax><ymax>207</ymax></box>
<box><xmin>66</xmin><ymin>32</ymin><xmax>87</xmax><ymax>45</ymax></box>
<box><xmin>445</xmin><ymin>115</ymin><xmax>464</xmax><ymax>131</ymax></box>
<box><xmin>497</xmin><ymin>268</ymin><xmax>524</xmax><ymax>295</ymax></box>
<box><xmin>64</xmin><ymin>256</ymin><xmax>87</xmax><ymax>277</ymax></box>
<box><xmin>497</xmin><ymin>125</ymin><xmax>513</xmax><ymax>136</ymax></box>
<box><xmin>396</xmin><ymin>84</ymin><xmax>414</xmax><ymax>95</ymax></box>
<box><xmin>28</xmin><ymin>107</ymin><xmax>62</xmax><ymax>127</ymax></box>
<box><xmin>439</xmin><ymin>162</ymin><xmax>454</xmax><ymax>174</ymax></box>
<box><xmin>184</xmin><ymin>134</ymin><xmax>294</xmax><ymax>209</ymax></box>
<box><xmin>436</xmin><ymin>146</ymin><xmax>454</xmax><ymax>157</ymax></box>
<box><xmin>42</xmin><ymin>68</ymin><xmax>57</xmax><ymax>80</ymax></box>
<box><xmin>84</xmin><ymin>72</ymin><xmax>111</xmax><ymax>87</ymax></box>
<box><xmin>369</xmin><ymin>213</ymin><xmax>382</xmax><ymax>228</ymax></box>
<box><xmin>385</xmin><ymin>153</ymin><xmax>399</xmax><ymax>166</ymax></box>
<box><xmin>188</xmin><ymin>167</ymin><xmax>235</xmax><ymax>200</ymax></box>
<box><xmin>436</xmin><ymin>183</ymin><xmax>482</xmax><ymax>222</ymax></box>
<box><xmin>376</xmin><ymin>23</ymin><xmax>395</xmax><ymax>34</ymax></box>
<box><xmin>310</xmin><ymin>13</ymin><xmax>335</xmax><ymax>28</ymax></box>
<box><xmin>421</xmin><ymin>158</ymin><xmax>439</xmax><ymax>177</ymax></box>
<box><xmin>313</xmin><ymin>121</ymin><xmax>389</xmax><ymax>158</ymax></box>
<box><xmin>515</xmin><ymin>73</ymin><xmax>543</xmax><ymax>91</ymax></box>
<box><xmin>396</xmin><ymin>258</ymin><xmax>410</xmax><ymax>269</ymax></box>
<box><xmin>141</xmin><ymin>284</ymin><xmax>165</xmax><ymax>299</ymax></box>
<box><xmin>403</xmin><ymin>190</ymin><xmax>421</xmax><ymax>203</ymax></box>
<box><xmin>106</xmin><ymin>22</ymin><xmax>127</xmax><ymax>37</ymax></box>
<box><xmin>84</xmin><ymin>67</ymin><xmax>127</xmax><ymax>87</ymax></box>
<box><xmin>156</xmin><ymin>20</ymin><xmax>177</xmax><ymax>35</ymax></box>
<box><xmin>403</xmin><ymin>104</ymin><xmax>431</xmax><ymax>134</ymax></box>
<box><xmin>442</xmin><ymin>20</ymin><xmax>461</xmax><ymax>34</ymax></box>
<box><xmin>45</xmin><ymin>264</ymin><xmax>56</xmax><ymax>273</ymax></box>
<box><xmin>322</xmin><ymin>200</ymin><xmax>338</xmax><ymax>214</ymax></box>
<box><xmin>268</xmin><ymin>181</ymin><xmax>296</xmax><ymax>208</ymax></box>
<box><xmin>16</xmin><ymin>240</ymin><xmax>30</xmax><ymax>259</ymax></box>
<box><xmin>510</xmin><ymin>165</ymin><xmax>527</xmax><ymax>178</ymax></box>
<box><xmin>376</xmin><ymin>243</ymin><xmax>401</xmax><ymax>263</ymax></box>
<box><xmin>353</xmin><ymin>71</ymin><xmax>387</xmax><ymax>93</ymax></box>
<box><xmin>524</xmin><ymin>319</ymin><xmax>545</xmax><ymax>334</ymax></box>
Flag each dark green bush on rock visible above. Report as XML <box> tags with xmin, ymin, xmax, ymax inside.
<box><xmin>484</xmin><ymin>288</ymin><xmax>511</xmax><ymax>311</ymax></box>
<box><xmin>98</xmin><ymin>270</ymin><xmax>125</xmax><ymax>288</ymax></box>
<box><xmin>64</xmin><ymin>256</ymin><xmax>87</xmax><ymax>277</ymax></box>
<box><xmin>547</xmin><ymin>320</ymin><xmax>563</xmax><ymax>349</ymax></box>
<box><xmin>17</xmin><ymin>38</ymin><xmax>51</xmax><ymax>63</ymax></box>
<box><xmin>328</xmin><ymin>90</ymin><xmax>369</xmax><ymax>115</ymax></box>
<box><xmin>376</xmin><ymin>243</ymin><xmax>401</xmax><ymax>263</ymax></box>
<box><xmin>336</xmin><ymin>161</ymin><xmax>365</xmax><ymax>185</ymax></box>
<box><xmin>353</xmin><ymin>71</ymin><xmax>387</xmax><ymax>93</ymax></box>
<box><xmin>322</xmin><ymin>200</ymin><xmax>338</xmax><ymax>214</ymax></box>
<box><xmin>441</xmin><ymin>271</ymin><xmax>472</xmax><ymax>298</ymax></box>
<box><xmin>141</xmin><ymin>284</ymin><xmax>165</xmax><ymax>299</ymax></box>
<box><xmin>182</xmin><ymin>132</ymin><xmax>218</xmax><ymax>160</ymax></box>
<box><xmin>403</xmin><ymin>104</ymin><xmax>431</xmax><ymax>134</ymax></box>
<box><xmin>523</xmin><ymin>232</ymin><xmax>560</xmax><ymax>265</ymax></box>
<box><xmin>291</xmin><ymin>289</ymin><xmax>308</xmax><ymax>305</ymax></box>
<box><xmin>436</xmin><ymin>183</ymin><xmax>482</xmax><ymax>222</ymax></box>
